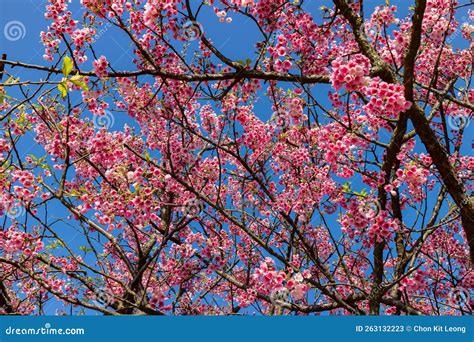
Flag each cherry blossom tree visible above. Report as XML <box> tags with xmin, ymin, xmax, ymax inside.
<box><xmin>0</xmin><ymin>0</ymin><xmax>473</xmax><ymax>316</ymax></box>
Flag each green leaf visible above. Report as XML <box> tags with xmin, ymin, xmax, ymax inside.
<box><xmin>58</xmin><ymin>82</ymin><xmax>68</xmax><ymax>98</ymax></box>
<box><xmin>341</xmin><ymin>182</ymin><xmax>352</xmax><ymax>193</ymax></box>
<box><xmin>62</xmin><ymin>56</ymin><xmax>74</xmax><ymax>77</ymax></box>
<box><xmin>236</xmin><ymin>59</ymin><xmax>252</xmax><ymax>67</ymax></box>
<box><xmin>79</xmin><ymin>245</ymin><xmax>93</xmax><ymax>254</ymax></box>
<box><xmin>5</xmin><ymin>76</ymin><xmax>20</xmax><ymax>84</ymax></box>
<box><xmin>0</xmin><ymin>93</ymin><xmax>12</xmax><ymax>102</ymax></box>
<box><xmin>46</xmin><ymin>240</ymin><xmax>64</xmax><ymax>250</ymax></box>
<box><xmin>70</xmin><ymin>74</ymin><xmax>89</xmax><ymax>91</ymax></box>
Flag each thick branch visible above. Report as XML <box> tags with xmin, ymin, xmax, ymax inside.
<box><xmin>0</xmin><ymin>59</ymin><xmax>330</xmax><ymax>84</ymax></box>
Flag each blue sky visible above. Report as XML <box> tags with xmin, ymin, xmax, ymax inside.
<box><xmin>0</xmin><ymin>0</ymin><xmax>472</xmax><ymax>315</ymax></box>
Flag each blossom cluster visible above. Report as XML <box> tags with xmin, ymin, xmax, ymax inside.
<box><xmin>330</xmin><ymin>54</ymin><xmax>370</xmax><ymax>91</ymax></box>
<box><xmin>93</xmin><ymin>55</ymin><xmax>109</xmax><ymax>78</ymax></box>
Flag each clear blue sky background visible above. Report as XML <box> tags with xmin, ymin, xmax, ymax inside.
<box><xmin>0</xmin><ymin>0</ymin><xmax>472</xmax><ymax>315</ymax></box>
